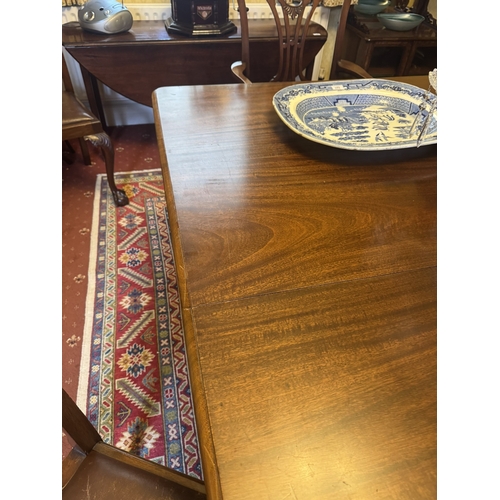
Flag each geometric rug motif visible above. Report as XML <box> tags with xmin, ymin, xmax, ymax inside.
<box><xmin>77</xmin><ymin>169</ymin><xmax>203</xmax><ymax>479</ymax></box>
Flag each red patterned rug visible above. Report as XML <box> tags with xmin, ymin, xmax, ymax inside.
<box><xmin>77</xmin><ymin>169</ymin><xmax>202</xmax><ymax>479</ymax></box>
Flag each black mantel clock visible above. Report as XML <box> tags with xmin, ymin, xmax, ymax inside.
<box><xmin>166</xmin><ymin>0</ymin><xmax>237</xmax><ymax>36</ymax></box>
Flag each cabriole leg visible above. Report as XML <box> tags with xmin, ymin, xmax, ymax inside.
<box><xmin>86</xmin><ymin>133</ymin><xmax>129</xmax><ymax>207</ymax></box>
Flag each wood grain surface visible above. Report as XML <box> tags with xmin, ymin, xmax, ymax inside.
<box><xmin>153</xmin><ymin>78</ymin><xmax>437</xmax><ymax>499</ymax></box>
<box><xmin>194</xmin><ymin>268</ymin><xmax>436</xmax><ymax>499</ymax></box>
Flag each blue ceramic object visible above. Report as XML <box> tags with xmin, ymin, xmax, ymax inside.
<box><xmin>272</xmin><ymin>79</ymin><xmax>437</xmax><ymax>151</ymax></box>
<box><xmin>354</xmin><ymin>0</ymin><xmax>391</xmax><ymax>16</ymax></box>
<box><xmin>377</xmin><ymin>12</ymin><xmax>425</xmax><ymax>31</ymax></box>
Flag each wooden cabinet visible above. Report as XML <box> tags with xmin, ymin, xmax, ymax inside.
<box><xmin>340</xmin><ymin>9</ymin><xmax>437</xmax><ymax>77</ymax></box>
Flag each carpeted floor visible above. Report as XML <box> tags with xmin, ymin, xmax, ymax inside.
<box><xmin>62</xmin><ymin>124</ymin><xmax>162</xmax><ymax>457</ymax></box>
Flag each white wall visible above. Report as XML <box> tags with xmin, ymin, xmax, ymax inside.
<box><xmin>427</xmin><ymin>0</ymin><xmax>437</xmax><ymax>18</ymax></box>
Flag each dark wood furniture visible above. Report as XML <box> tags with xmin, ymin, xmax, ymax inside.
<box><xmin>62</xmin><ymin>19</ymin><xmax>327</xmax><ymax>126</ymax></box>
<box><xmin>62</xmin><ymin>55</ymin><xmax>128</xmax><ymax>207</ymax></box>
<box><xmin>329</xmin><ymin>0</ymin><xmax>372</xmax><ymax>80</ymax></box>
<box><xmin>62</xmin><ymin>389</ymin><xmax>206</xmax><ymax>499</ymax></box>
<box><xmin>153</xmin><ymin>76</ymin><xmax>437</xmax><ymax>499</ymax></box>
<box><xmin>336</xmin><ymin>7</ymin><xmax>437</xmax><ymax>78</ymax></box>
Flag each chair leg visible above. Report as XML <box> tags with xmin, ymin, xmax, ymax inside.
<box><xmin>85</xmin><ymin>133</ymin><xmax>129</xmax><ymax>207</ymax></box>
<box><xmin>63</xmin><ymin>141</ymin><xmax>75</xmax><ymax>164</ymax></box>
<box><xmin>78</xmin><ymin>137</ymin><xmax>92</xmax><ymax>165</ymax></box>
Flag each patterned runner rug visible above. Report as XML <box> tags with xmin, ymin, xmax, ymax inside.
<box><xmin>77</xmin><ymin>169</ymin><xmax>202</xmax><ymax>479</ymax></box>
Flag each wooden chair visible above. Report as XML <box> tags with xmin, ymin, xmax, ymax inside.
<box><xmin>329</xmin><ymin>0</ymin><xmax>372</xmax><ymax>80</ymax></box>
<box><xmin>231</xmin><ymin>0</ymin><xmax>371</xmax><ymax>84</ymax></box>
<box><xmin>62</xmin><ymin>389</ymin><xmax>206</xmax><ymax>499</ymax></box>
<box><xmin>62</xmin><ymin>54</ymin><xmax>129</xmax><ymax>207</ymax></box>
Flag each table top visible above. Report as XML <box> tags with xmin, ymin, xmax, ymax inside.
<box><xmin>153</xmin><ymin>77</ymin><xmax>436</xmax><ymax>500</ymax></box>
<box><xmin>62</xmin><ymin>19</ymin><xmax>327</xmax><ymax>47</ymax></box>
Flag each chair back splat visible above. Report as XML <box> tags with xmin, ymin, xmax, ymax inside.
<box><xmin>232</xmin><ymin>0</ymin><xmax>322</xmax><ymax>83</ymax></box>
<box><xmin>268</xmin><ymin>0</ymin><xmax>322</xmax><ymax>82</ymax></box>
<box><xmin>232</xmin><ymin>0</ymin><xmax>372</xmax><ymax>84</ymax></box>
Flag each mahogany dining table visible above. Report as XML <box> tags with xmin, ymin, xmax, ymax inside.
<box><xmin>153</xmin><ymin>75</ymin><xmax>437</xmax><ymax>499</ymax></box>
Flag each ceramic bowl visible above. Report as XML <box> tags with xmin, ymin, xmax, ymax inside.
<box><xmin>377</xmin><ymin>13</ymin><xmax>425</xmax><ymax>31</ymax></box>
<box><xmin>354</xmin><ymin>0</ymin><xmax>391</xmax><ymax>16</ymax></box>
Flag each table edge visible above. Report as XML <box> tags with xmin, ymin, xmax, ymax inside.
<box><xmin>152</xmin><ymin>90</ymin><xmax>224</xmax><ymax>500</ymax></box>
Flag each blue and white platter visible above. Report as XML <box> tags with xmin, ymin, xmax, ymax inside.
<box><xmin>272</xmin><ymin>79</ymin><xmax>437</xmax><ymax>151</ymax></box>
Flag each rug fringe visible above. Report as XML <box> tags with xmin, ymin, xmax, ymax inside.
<box><xmin>77</xmin><ymin>174</ymin><xmax>103</xmax><ymax>412</ymax></box>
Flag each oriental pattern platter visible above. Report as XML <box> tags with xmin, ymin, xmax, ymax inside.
<box><xmin>272</xmin><ymin>79</ymin><xmax>437</xmax><ymax>151</ymax></box>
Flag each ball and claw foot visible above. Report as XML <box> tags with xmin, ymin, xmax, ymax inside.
<box><xmin>113</xmin><ymin>189</ymin><xmax>129</xmax><ymax>207</ymax></box>
<box><xmin>85</xmin><ymin>134</ymin><xmax>130</xmax><ymax>207</ymax></box>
